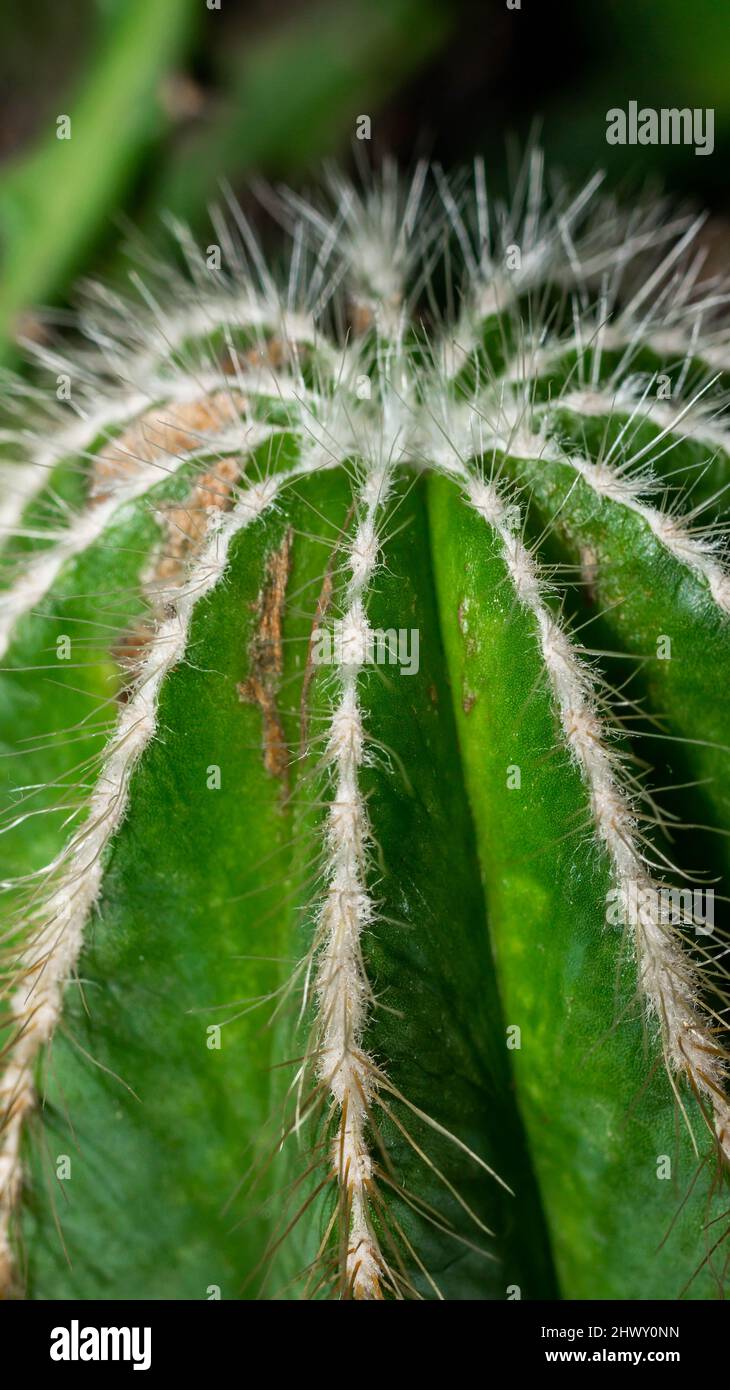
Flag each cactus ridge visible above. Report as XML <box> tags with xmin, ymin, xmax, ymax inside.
<box><xmin>0</xmin><ymin>457</ymin><xmax>318</xmax><ymax>1285</ymax></box>
<box><xmin>425</xmin><ymin>424</ymin><xmax>730</xmax><ymax>1149</ymax></box>
<box><xmin>443</xmin><ymin>391</ymin><xmax>730</xmax><ymax>614</ymax></box>
<box><xmin>1</xmin><ymin>155</ymin><xmax>730</xmax><ymax>1299</ymax></box>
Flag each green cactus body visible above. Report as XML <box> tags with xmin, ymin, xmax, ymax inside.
<box><xmin>1</xmin><ymin>160</ymin><xmax>729</xmax><ymax>1300</ymax></box>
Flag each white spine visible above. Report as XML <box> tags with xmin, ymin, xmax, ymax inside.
<box><xmin>313</xmin><ymin>453</ymin><xmax>394</xmax><ymax>1299</ymax></box>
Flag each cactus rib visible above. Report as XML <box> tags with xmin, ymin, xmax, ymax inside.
<box><xmin>0</xmin><ymin>457</ymin><xmax>330</xmax><ymax>1292</ymax></box>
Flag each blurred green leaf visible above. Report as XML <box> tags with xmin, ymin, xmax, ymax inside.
<box><xmin>148</xmin><ymin>0</ymin><xmax>451</xmax><ymax>230</ymax></box>
<box><xmin>0</xmin><ymin>0</ymin><xmax>198</xmax><ymax>357</ymax></box>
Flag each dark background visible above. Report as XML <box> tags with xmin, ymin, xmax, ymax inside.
<box><xmin>1</xmin><ymin>0</ymin><xmax>728</xmax><ymax>357</ymax></box>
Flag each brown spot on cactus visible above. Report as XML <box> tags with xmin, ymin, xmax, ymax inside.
<box><xmin>91</xmin><ymin>391</ymin><xmax>246</xmax><ymax>498</ymax></box>
<box><xmin>238</xmin><ymin>528</ymin><xmax>293</xmax><ymax>786</ymax></box>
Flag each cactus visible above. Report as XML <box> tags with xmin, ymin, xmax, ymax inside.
<box><xmin>1</xmin><ymin>156</ymin><xmax>729</xmax><ymax>1302</ymax></box>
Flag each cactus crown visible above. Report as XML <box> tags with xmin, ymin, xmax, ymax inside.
<box><xmin>1</xmin><ymin>153</ymin><xmax>730</xmax><ymax>1301</ymax></box>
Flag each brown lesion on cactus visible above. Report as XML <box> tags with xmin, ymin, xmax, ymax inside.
<box><xmin>149</xmin><ymin>457</ymin><xmax>241</xmax><ymax>592</ymax></box>
<box><xmin>113</xmin><ymin>622</ymin><xmax>159</xmax><ymax>698</ymax></box>
<box><xmin>348</xmin><ymin>300</ymin><xmax>376</xmax><ymax>336</ymax></box>
<box><xmin>219</xmin><ymin>336</ymin><xmax>310</xmax><ymax>376</ymax></box>
<box><xmin>0</xmin><ymin>1246</ymin><xmax>17</xmax><ymax>1300</ymax></box>
<box><xmin>112</xmin><ymin>455</ymin><xmax>243</xmax><ymax>696</ymax></box>
<box><xmin>91</xmin><ymin>391</ymin><xmax>246</xmax><ymax>498</ymax></box>
<box><xmin>238</xmin><ymin>528</ymin><xmax>293</xmax><ymax>789</ymax></box>
<box><xmin>347</xmin><ymin>293</ymin><xmax>402</xmax><ymax>337</ymax></box>
<box><xmin>244</xmin><ymin>338</ymin><xmax>291</xmax><ymax>371</ymax></box>
<box><xmin>580</xmin><ymin>544</ymin><xmax>599</xmax><ymax>605</ymax></box>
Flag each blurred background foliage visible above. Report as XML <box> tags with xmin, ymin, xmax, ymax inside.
<box><xmin>0</xmin><ymin>0</ymin><xmax>729</xmax><ymax>361</ymax></box>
